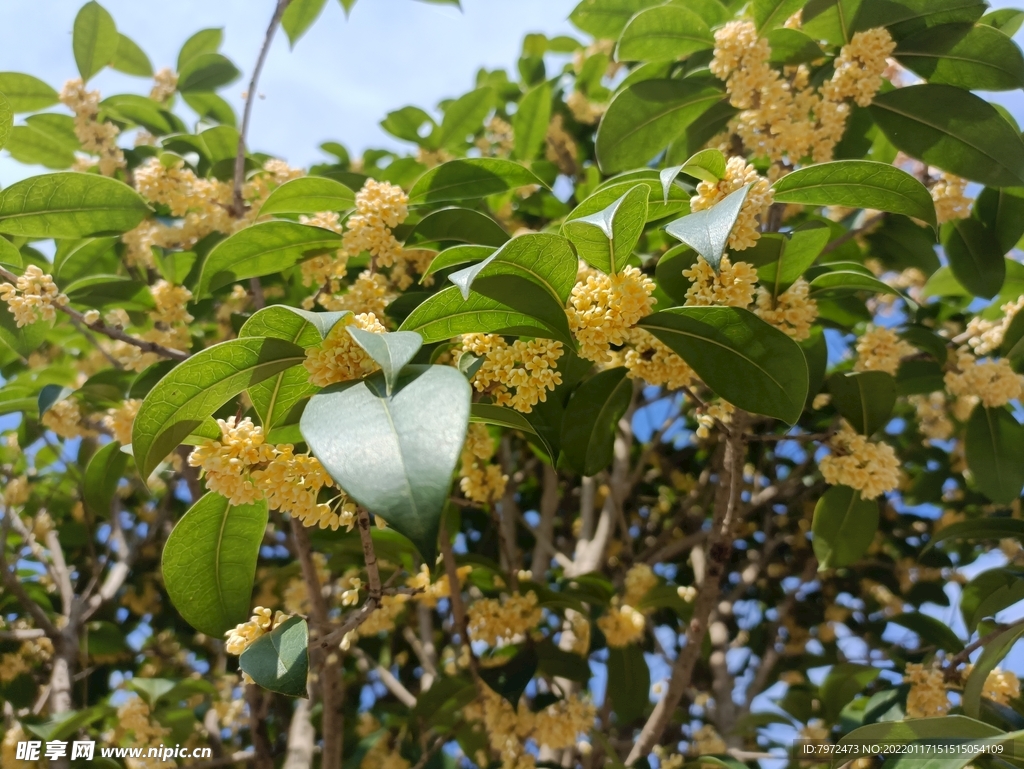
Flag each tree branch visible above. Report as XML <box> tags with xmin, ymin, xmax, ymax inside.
<box><xmin>0</xmin><ymin>515</ymin><xmax>59</xmax><ymax>638</ymax></box>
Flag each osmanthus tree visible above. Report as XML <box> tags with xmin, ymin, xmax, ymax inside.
<box><xmin>5</xmin><ymin>0</ymin><xmax>1024</xmax><ymax>766</ymax></box>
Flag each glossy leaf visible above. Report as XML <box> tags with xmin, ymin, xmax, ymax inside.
<box><xmin>812</xmin><ymin>485</ymin><xmax>880</xmax><ymax>569</ymax></box>
<box><xmin>562</xmin><ymin>368</ymin><xmax>632</xmax><ymax>476</ymax></box>
<box><xmin>301</xmin><ymin>365</ymin><xmax>471</xmax><ymax>562</ymax></box>
<box><xmin>132</xmin><ymin>337</ymin><xmax>306</xmax><ymax>479</ymax></box>
<box><xmin>432</xmin><ymin>86</ymin><xmax>493</xmax><ymax>150</ymax></box>
<box><xmin>753</xmin><ymin>0</ymin><xmax>806</xmax><ymax>31</ymax></box>
<box><xmin>895</xmin><ymin>23</ymin><xmax>1024</xmax><ymax>91</ymax></box>
<box><xmin>663</xmin><ymin>149</ymin><xmax>726</xmax><ymax>192</ymax></box>
<box><xmin>198</xmin><ymin>221</ymin><xmax>341</xmax><ymax>296</ymax></box>
<box><xmin>965</xmin><ymin>406</ymin><xmax>1024</xmax><ymax>504</ymax></box>
<box><xmin>399</xmin><ymin>275</ymin><xmax>574</xmax><ymax>345</ymax></box>
<box><xmin>639</xmin><ymin>307</ymin><xmax>808</xmax><ymax>424</ymax></box>
<box><xmin>570</xmin><ymin>0</ymin><xmax>661</xmax><ymax>39</ymax></box>
<box><xmin>282</xmin><ymin>0</ymin><xmax>329</xmax><ymax>46</ymax></box>
<box><xmin>870</xmin><ymin>85</ymin><xmax>1024</xmax><ymax>188</ymax></box>
<box><xmin>963</xmin><ymin>623</ymin><xmax>1024</xmax><ymax>718</ymax></box>
<box><xmin>607</xmin><ymin>645</ymin><xmax>650</xmax><ymax>723</ymax></box>
<box><xmin>961</xmin><ymin>568</ymin><xmax>1024</xmax><ymax>632</ymax></box>
<box><xmin>771</xmin><ymin>161</ymin><xmax>937</xmax><ymax>230</ymax></box>
<box><xmin>820</xmin><ymin>663</ymin><xmax>880</xmax><ymax>721</ymax></box>
<box><xmin>409</xmin><ymin>158</ymin><xmax>545</xmax><ymax>205</ymax></box>
<box><xmin>890</xmin><ymin>613</ymin><xmax>965</xmax><ymax>653</ymax></box>
<box><xmin>73</xmin><ymin>2</ymin><xmax>118</xmax><ymax>81</ymax></box>
<box><xmin>926</xmin><ymin>517</ymin><xmax>1024</xmax><ymax>551</ymax></box>
<box><xmin>766</xmin><ymin>28</ymin><xmax>826</xmax><ymax>65</ymax></box>
<box><xmin>83</xmin><ymin>441</ymin><xmax>128</xmax><ymax>518</ymax></box>
<box><xmin>478</xmin><ymin>645</ymin><xmax>538</xmax><ymax>706</ymax></box>
<box><xmin>0</xmin><ymin>72</ymin><xmax>59</xmax><ymax>113</ymax></box>
<box><xmin>664</xmin><ymin>184</ymin><xmax>750</xmax><ymax>271</ymax></box>
<box><xmin>178</xmin><ymin>53</ymin><xmax>241</xmax><ymax>93</ymax></box>
<box><xmin>512</xmin><ymin>82</ymin><xmax>552</xmax><ymax>162</ymax></box>
<box><xmin>0</xmin><ymin>306</ymin><xmax>48</xmax><ymax>357</ymax></box>
<box><xmin>943</xmin><ymin>219</ymin><xmax>1006</xmax><ymax>299</ymax></box>
<box><xmin>616</xmin><ymin>5</ymin><xmax>713</xmax><ymax>62</ymax></box>
<box><xmin>974</xmin><ymin>186</ymin><xmax>1024</xmax><ymax>255</ymax></box>
<box><xmin>574</xmin><ymin>179</ymin><xmax>690</xmax><ymax>223</ymax></box>
<box><xmin>162</xmin><ymin>494</ymin><xmax>269</xmax><ymax>637</ymax></box>
<box><xmin>239</xmin><ymin>616</ymin><xmax>309</xmax><ymax>697</ymax></box>
<box><xmin>563</xmin><ymin>186</ymin><xmax>648</xmax><ymax>274</ymax></box>
<box><xmin>757</xmin><ymin>222</ymin><xmax>830</xmax><ymax>290</ymax></box>
<box><xmin>112</xmin><ymin>34</ymin><xmax>153</xmax><ymax>77</ymax></box>
<box><xmin>177</xmin><ymin>28</ymin><xmax>223</xmax><ymax>71</ymax></box>
<box><xmin>0</xmin><ymin>238</ymin><xmax>22</xmax><ymax>270</ymax></box>
<box><xmin>809</xmin><ymin>270</ymin><xmax>915</xmax><ymax>309</ymax></box>
<box><xmin>408</xmin><ymin>207</ymin><xmax>509</xmax><ymax>247</ymax></box>
<box><xmin>828</xmin><ymin>371</ymin><xmax>897</xmax><ymax>435</ymax></box>
<box><xmin>259</xmin><ymin>177</ymin><xmax>355</xmax><ymax>215</ymax></box>
<box><xmin>596</xmin><ymin>78</ymin><xmax>725</xmax><ymax>173</ymax></box>
<box><xmin>349</xmin><ymin>328</ymin><xmax>422</xmax><ymax>396</ymax></box>
<box><xmin>448</xmin><ymin>233</ymin><xmax>577</xmax><ymax>304</ymax></box>
<box><xmin>423</xmin><ymin>245</ymin><xmax>495</xmax><ymax>277</ymax></box>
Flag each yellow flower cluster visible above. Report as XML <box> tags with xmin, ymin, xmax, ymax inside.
<box><xmin>690</xmin><ymin>157</ymin><xmax>774</xmax><ymax>251</ymax></box>
<box><xmin>909</xmin><ymin>392</ymin><xmax>954</xmax><ymax>442</ymax></box>
<box><xmin>251</xmin><ymin>443</ymin><xmax>337</xmax><ymax>528</ymax></box>
<box><xmin>283</xmin><ymin>553</ymin><xmax>331</xmax><ymax>614</ymax></box>
<box><xmin>189</xmin><ymin>416</ymin><xmax>275</xmax><ymax>505</ymax></box>
<box><xmin>476</xmin><ymin>116</ymin><xmax>515</xmax><ymax>157</ymax></box>
<box><xmin>624</xmin><ymin>563</ymin><xmax>658</xmax><ymax>605</ymax></box>
<box><xmin>467</xmin><ymin>591</ymin><xmax>542</xmax><ymax>646</ymax></box>
<box><xmin>567</xmin><ymin>265</ymin><xmax>656</xmax><ymax>363</ymax></box>
<box><xmin>303</xmin><ymin>312</ymin><xmax>386</xmax><ymax>387</ymax></box>
<box><xmin>822</xmin><ymin>28</ymin><xmax>897</xmax><ymax>107</ymax></box>
<box><xmin>2</xmin><ymin>724</ymin><xmax>32</xmax><ymax>769</ymax></box>
<box><xmin>150</xmin><ymin>279</ymin><xmax>194</xmax><ymax>326</ymax></box>
<box><xmin>103</xmin><ymin>399</ymin><xmax>142</xmax><ymax>445</ymax></box>
<box><xmin>691</xmin><ymin>724</ymin><xmax>727</xmax><ymax>755</ymax></box>
<box><xmin>59</xmin><ymin>78</ymin><xmax>125</xmax><ymax>176</ymax></box>
<box><xmin>3</xmin><ymin>476</ymin><xmax>29</xmax><ymax>507</ymax></box>
<box><xmin>406</xmin><ymin>563</ymin><xmax>473</xmax><ymax>608</ymax></box>
<box><xmin>974</xmin><ymin>666</ymin><xmax>1021</xmax><ymax>705</ymax></box>
<box><xmin>754</xmin><ymin>279</ymin><xmax>818</xmax><ymax>340</ymax></box>
<box><xmin>224</xmin><ymin>606</ymin><xmax>288</xmax><ymax>655</ymax></box>
<box><xmin>567</xmin><ymin>89</ymin><xmax>606</xmax><ymax>125</ymax></box>
<box><xmin>966</xmin><ymin>296</ymin><xmax>1024</xmax><ymax>356</ymax></box>
<box><xmin>319</xmin><ymin>270</ymin><xmax>395</xmax><ymax>316</ymax></box>
<box><xmin>683</xmin><ymin>254</ymin><xmax>759</xmax><ymax>308</ymax></box>
<box><xmin>598</xmin><ymin>604</ymin><xmax>646</xmax><ymax>647</ymax></box>
<box><xmin>904</xmin><ymin>663</ymin><xmax>951</xmax><ymax>717</ymax></box>
<box><xmin>532</xmin><ymin>695</ymin><xmax>598</xmax><ymax>750</ymax></box>
<box><xmin>854</xmin><ymin>325</ymin><xmax>916</xmax><ymax>376</ymax></box>
<box><xmin>696</xmin><ymin>400</ymin><xmax>735</xmax><ymax>439</ymax></box>
<box><xmin>945</xmin><ymin>348</ymin><xmax>1024</xmax><ymax>409</ymax></box>
<box><xmin>361</xmin><ymin>737</ymin><xmax>411</xmax><ymax>769</ymax></box>
<box><xmin>113</xmin><ymin>697</ymin><xmax>173</xmax><ymax>769</ymax></box>
<box><xmin>42</xmin><ymin>398</ymin><xmax>94</xmax><ymax>440</ymax></box>
<box><xmin>459</xmin><ymin>423</ymin><xmax>508</xmax><ymax>504</ymax></box>
<box><xmin>546</xmin><ymin>114</ymin><xmax>579</xmax><ymax>176</ymax></box>
<box><xmin>0</xmin><ymin>265</ymin><xmax>69</xmax><ymax>327</ymax></box>
<box><xmin>122</xmin><ymin>580</ymin><xmax>161</xmax><ymax>616</ymax></box>
<box><xmin>342</xmin><ymin>180</ymin><xmax>409</xmax><ymax>268</ymax></box>
<box><xmin>931</xmin><ymin>172</ymin><xmax>973</xmax><ymax>225</ymax></box>
<box><xmin>352</xmin><ymin>594</ymin><xmax>411</xmax><ymax>639</ymax></box>
<box><xmin>0</xmin><ymin>651</ymin><xmax>29</xmax><ymax>684</ymax></box>
<box><xmin>149</xmin><ymin>67</ymin><xmax>177</xmax><ymax>102</ymax></box>
<box><xmin>623</xmin><ymin>328</ymin><xmax>697</xmax><ymax>390</ymax></box>
<box><xmin>460</xmin><ymin>334</ymin><xmax>564</xmax><ymax>413</ymax></box>
<box><xmin>820</xmin><ymin>423</ymin><xmax>901</xmax><ymax>500</ymax></box>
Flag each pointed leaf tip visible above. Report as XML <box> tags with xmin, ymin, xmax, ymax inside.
<box><xmin>348</xmin><ymin>328</ymin><xmax>423</xmax><ymax>396</ymax></box>
<box><xmin>664</xmin><ymin>183</ymin><xmax>751</xmax><ymax>272</ymax></box>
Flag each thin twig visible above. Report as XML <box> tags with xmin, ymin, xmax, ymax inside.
<box><xmin>820</xmin><ymin>212</ymin><xmax>886</xmax><ymax>256</ymax></box>
<box><xmin>0</xmin><ymin>515</ymin><xmax>59</xmax><ymax>638</ymax></box>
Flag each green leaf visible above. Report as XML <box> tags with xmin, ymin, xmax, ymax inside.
<box><xmin>432</xmin><ymin>86</ymin><xmax>494</xmax><ymax>150</ymax></box>
<box><xmin>616</xmin><ymin>5</ymin><xmax>713</xmax><ymax>62</ymax></box>
<box><xmin>757</xmin><ymin>222</ymin><xmax>830</xmax><ymax>290</ymax></box>
<box><xmin>771</xmin><ymin>161</ymin><xmax>937</xmax><ymax>230</ymax></box>
<box><xmin>812</xmin><ymin>485</ymin><xmax>880</xmax><ymax>570</ymax></box>
<box><xmin>827</xmin><ymin>371</ymin><xmax>896</xmax><ymax>435</ymax></box>
<box><xmin>198</xmin><ymin>221</ymin><xmax>342</xmax><ymax>296</ymax></box>
<box><xmin>665</xmin><ymin>184</ymin><xmax>750</xmax><ymax>271</ymax></box>
<box><xmin>423</xmin><ymin>245</ymin><xmax>495</xmax><ymax>278</ymax></box>
<box><xmin>0</xmin><ymin>72</ymin><xmax>59</xmax><ymax>113</ymax></box>
<box><xmin>162</xmin><ymin>493</ymin><xmax>269</xmax><ymax>637</ymax></box>
<box><xmin>663</xmin><ymin>149</ymin><xmax>726</xmax><ymax>191</ymax></box>
<box><xmin>470</xmin><ymin>403</ymin><xmax>539</xmax><ymax>437</ymax></box>
<box><xmin>511</xmin><ymin>82</ymin><xmax>552</xmax><ymax>162</ymax></box>
<box><xmin>840</xmin><ymin>716</ymin><xmax>1004</xmax><ymax>763</ymax></box>
<box><xmin>239</xmin><ymin>616</ymin><xmax>309</xmax><ymax>697</ymax></box>
<box><xmin>982</xmin><ymin>9</ymin><xmax>1024</xmax><ymax>37</ymax></box>
<box><xmin>83</xmin><ymin>441</ymin><xmax>128</xmax><ymax>518</ymax></box>
<box><xmin>943</xmin><ymin>218</ymin><xmax>1006</xmax><ymax>299</ymax></box>
<box><xmin>132</xmin><ymin>337</ymin><xmax>306</xmax><ymax>479</ymax></box>
<box><xmin>282</xmin><ymin>0</ymin><xmax>329</xmax><ymax>46</ymax></box>
<box><xmin>380</xmin><ymin>105</ymin><xmax>435</xmax><ymax>143</ymax></box>
<box><xmin>182</xmin><ymin>92</ymin><xmax>236</xmax><ymax>126</ymax></box>
<box><xmin>301</xmin><ymin>365</ymin><xmax>471</xmax><ymax>562</ymax></box>
<box><xmin>975</xmin><ymin>187</ymin><xmax>1024</xmax><ymax>255</ymax></box>
<box><xmin>596</xmin><ymin>78</ymin><xmax>725</xmax><ymax>174</ymax></box>
<box><xmin>73</xmin><ymin>2</ymin><xmax>118</xmax><ymax>81</ymax></box>
<box><xmin>890</xmin><ymin>613</ymin><xmax>965</xmax><ymax>653</ymax></box>
<box><xmin>808</xmin><ymin>270</ymin><xmax>915</xmax><ymax>308</ymax></box>
<box><xmin>895</xmin><ymin>23</ymin><xmax>1024</xmax><ymax>91</ymax></box>
<box><xmin>576</xmin><ymin>178</ymin><xmax>690</xmax><ymax>223</ymax></box>
<box><xmin>639</xmin><ymin>307</ymin><xmax>809</xmax><ymax>424</ymax></box>
<box><xmin>112</xmin><ymin>33</ymin><xmax>153</xmax><ymax>77</ymax></box>
<box><xmin>766</xmin><ymin>28</ymin><xmax>826</xmax><ymax>65</ymax></box>
<box><xmin>259</xmin><ymin>177</ymin><xmax>355</xmax><ymax>216</ymax></box>
<box><xmin>870</xmin><ymin>85</ymin><xmax>1024</xmax><ymax>189</ymax></box>
<box><xmin>0</xmin><ymin>238</ymin><xmax>22</xmax><ymax>270</ymax></box>
<box><xmin>348</xmin><ymin>328</ymin><xmax>422</xmax><ymax>396</ymax></box>
<box><xmin>819</xmin><ymin>663</ymin><xmax>880</xmax><ymax>721</ymax></box>
<box><xmin>478</xmin><ymin>645</ymin><xmax>538</xmax><ymax>706</ymax></box>
<box><xmin>966</xmin><ymin>406</ymin><xmax>1024</xmax><ymax>504</ymax></box>
<box><xmin>535</xmin><ymin>639</ymin><xmax>591</xmax><ymax>682</ymax></box>
<box><xmin>178</xmin><ymin>53</ymin><xmax>241</xmax><ymax>93</ymax></box>
<box><xmin>926</xmin><ymin>517</ymin><xmax>1024</xmax><ymax>551</ymax></box>
<box><xmin>961</xmin><ymin>568</ymin><xmax>1024</xmax><ymax>632</ymax></box>
<box><xmin>447</xmin><ymin>233</ymin><xmax>577</xmax><ymax>304</ymax></box>
<box><xmin>408</xmin><ymin>207</ymin><xmax>509</xmax><ymax>247</ymax></box>
<box><xmin>399</xmin><ymin>275</ymin><xmax>574</xmax><ymax>345</ymax></box>
<box><xmin>177</xmin><ymin>28</ymin><xmax>223</xmax><ymax>71</ymax></box>
<box><xmin>563</xmin><ymin>186</ymin><xmax>648</xmax><ymax>274</ymax></box>
<box><xmin>606</xmin><ymin>645</ymin><xmax>649</xmax><ymax>724</ymax></box>
<box><xmin>561</xmin><ymin>368</ymin><xmax>632</xmax><ymax>476</ymax></box>
<box><xmin>0</xmin><ymin>305</ymin><xmax>48</xmax><ymax>357</ymax></box>
<box><xmin>409</xmin><ymin>158</ymin><xmax>544</xmax><ymax>205</ymax></box>
<box><xmin>753</xmin><ymin>0</ymin><xmax>807</xmax><ymax>31</ymax></box>
<box><xmin>0</xmin><ymin>173</ymin><xmax>150</xmax><ymax>238</ymax></box>
<box><xmin>4</xmin><ymin>115</ymin><xmax>79</xmax><ymax>169</ymax></box>
<box><xmin>0</xmin><ymin>93</ymin><xmax>10</xmax><ymax>153</ymax></box>
<box><xmin>963</xmin><ymin>623</ymin><xmax>1024</xmax><ymax>718</ymax></box>
<box><xmin>570</xmin><ymin>0</ymin><xmax>660</xmax><ymax>38</ymax></box>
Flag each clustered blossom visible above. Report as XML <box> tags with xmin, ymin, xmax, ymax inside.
<box><xmin>459</xmin><ymin>423</ymin><xmax>508</xmax><ymax>505</ymax></box>
<box><xmin>0</xmin><ymin>265</ymin><xmax>69</xmax><ymax>327</ymax></box>
<box><xmin>820</xmin><ymin>423</ymin><xmax>902</xmax><ymax>500</ymax></box>
<box><xmin>623</xmin><ymin>328</ymin><xmax>697</xmax><ymax>391</ymax></box>
<box><xmin>710</xmin><ymin>21</ymin><xmax>893</xmax><ymax>166</ymax></box>
<box><xmin>110</xmin><ymin>696</ymin><xmax>173</xmax><ymax>769</ymax></box>
<box><xmin>945</xmin><ymin>348</ymin><xmax>1024</xmax><ymax>410</ymax></box>
<box><xmin>567</xmin><ymin>265</ymin><xmax>656</xmax><ymax>363</ymax></box>
<box><xmin>683</xmin><ymin>254</ymin><xmax>758</xmax><ymax>308</ymax></box>
<box><xmin>460</xmin><ymin>334</ymin><xmax>563</xmax><ymax>413</ymax></box>
<box><xmin>149</xmin><ymin>67</ymin><xmax>177</xmax><ymax>102</ymax></box>
<box><xmin>696</xmin><ymin>400</ymin><xmax>735</xmax><ymax>440</ymax></box>
<box><xmin>909</xmin><ymin>392</ymin><xmax>954</xmax><ymax>443</ymax></box>
<box><xmin>597</xmin><ymin>564</ymin><xmax>658</xmax><ymax>647</ymax></box>
<box><xmin>103</xmin><ymin>398</ymin><xmax>142</xmax><ymax>445</ymax></box>
<box><xmin>406</xmin><ymin>563</ymin><xmax>473</xmax><ymax>609</ymax></box>
<box><xmin>567</xmin><ymin>89</ymin><xmax>606</xmax><ymax>125</ymax></box>
<box><xmin>690</xmin><ymin>157</ymin><xmax>774</xmax><ymax>250</ymax></box>
<box><xmin>42</xmin><ymin>398</ymin><xmax>95</xmax><ymax>440</ymax></box>
<box><xmin>546</xmin><ymin>114</ymin><xmax>579</xmax><ymax>176</ymax></box>
<box><xmin>342</xmin><ymin>180</ymin><xmax>409</xmax><ymax>268</ymax></box>
<box><xmin>319</xmin><ymin>270</ymin><xmax>395</xmax><ymax>316</ymax></box>
<box><xmin>59</xmin><ymin>78</ymin><xmax>125</xmax><ymax>176</ymax></box>
<box><xmin>854</xmin><ymin>325</ymin><xmax>916</xmax><ymax>376</ymax></box>
<box><xmin>904</xmin><ymin>663</ymin><xmax>951</xmax><ymax>717</ymax></box>
<box><xmin>966</xmin><ymin>296</ymin><xmax>1024</xmax><ymax>355</ymax></box>
<box><xmin>303</xmin><ymin>313</ymin><xmax>386</xmax><ymax>387</ymax></box>
<box><xmin>467</xmin><ymin>591</ymin><xmax>542</xmax><ymax>646</ymax></box>
<box><xmin>931</xmin><ymin>172</ymin><xmax>973</xmax><ymax>225</ymax></box>
<box><xmin>754</xmin><ymin>279</ymin><xmax>818</xmax><ymax>340</ymax></box>
<box><xmin>224</xmin><ymin>607</ymin><xmax>289</xmax><ymax>656</ymax></box>
<box><xmin>691</xmin><ymin>724</ymin><xmax>728</xmax><ymax>755</ymax></box>
<box><xmin>476</xmin><ymin>116</ymin><xmax>515</xmax><ymax>157</ymax></box>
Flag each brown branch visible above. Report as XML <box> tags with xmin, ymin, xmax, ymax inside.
<box><xmin>357</xmin><ymin>509</ymin><xmax>382</xmax><ymax>601</ymax></box>
<box><xmin>232</xmin><ymin>0</ymin><xmax>293</xmax><ymax>215</ymax></box>
<box><xmin>0</xmin><ymin>515</ymin><xmax>59</xmax><ymax>638</ymax></box>
<box><xmin>943</xmin><ymin>616</ymin><xmax>1024</xmax><ymax>678</ymax></box>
